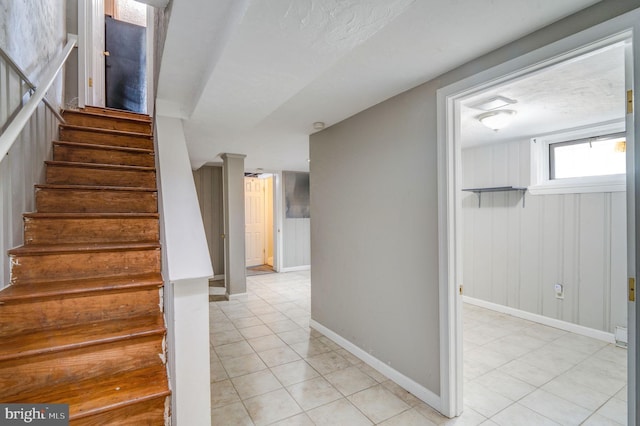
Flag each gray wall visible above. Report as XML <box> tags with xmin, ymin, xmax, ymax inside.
<box><xmin>310</xmin><ymin>0</ymin><xmax>639</xmax><ymax>399</ymax></box>
<box><xmin>193</xmin><ymin>165</ymin><xmax>225</xmax><ymax>276</ymax></box>
<box><xmin>310</xmin><ymin>83</ymin><xmax>441</xmax><ymax>392</ymax></box>
<box><xmin>462</xmin><ymin>140</ymin><xmax>627</xmax><ymax>333</ymax></box>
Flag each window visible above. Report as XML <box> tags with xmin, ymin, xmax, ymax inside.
<box><xmin>530</xmin><ymin>122</ymin><xmax>626</xmax><ymax>194</ymax></box>
<box><xmin>549</xmin><ymin>134</ymin><xmax>626</xmax><ymax>179</ymax></box>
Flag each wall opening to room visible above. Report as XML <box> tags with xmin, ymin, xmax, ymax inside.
<box><xmin>452</xmin><ymin>35</ymin><xmax>631</xmax><ymax>423</ymax></box>
<box><xmin>245</xmin><ymin>173</ymin><xmax>276</xmax><ymax>276</ymax></box>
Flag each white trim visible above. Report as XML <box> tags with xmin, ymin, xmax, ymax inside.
<box><xmin>310</xmin><ymin>319</ymin><xmax>442</xmax><ymax>411</ymax></box>
<box><xmin>279</xmin><ymin>265</ymin><xmax>310</xmax><ymax>273</ymax></box>
<box><xmin>77</xmin><ymin>1</ymin><xmax>87</xmax><ymax>109</ymax></box>
<box><xmin>275</xmin><ymin>171</ymin><xmax>284</xmax><ymax>273</ymax></box>
<box><xmin>145</xmin><ymin>5</ymin><xmax>154</xmax><ymax>116</ymax></box>
<box><xmin>437</xmin><ymin>8</ymin><xmax>640</xmax><ymax>421</ymax></box>
<box><xmin>528</xmin><ymin>179</ymin><xmax>626</xmax><ymax>195</ymax></box>
<box><xmin>437</xmin><ymin>82</ymin><xmax>461</xmax><ymax>418</ymax></box>
<box><xmin>616</xmin><ymin>326</ymin><xmax>629</xmax><ymax>345</ymax></box>
<box><xmin>464</xmin><ymin>296</ymin><xmax>616</xmax><ymax>343</ymax></box>
<box><xmin>529</xmin><ymin>120</ymin><xmax>627</xmax><ymax>195</ymax></box>
<box><xmin>227</xmin><ymin>292</ymin><xmax>248</xmax><ymax>300</ymax></box>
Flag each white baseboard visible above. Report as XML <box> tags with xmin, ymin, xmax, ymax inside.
<box><xmin>209</xmin><ymin>287</ymin><xmax>225</xmax><ymax>296</ymax></box>
<box><xmin>280</xmin><ymin>265</ymin><xmax>310</xmax><ymax>273</ymax></box>
<box><xmin>310</xmin><ymin>319</ymin><xmax>441</xmax><ymax>412</ymax></box>
<box><xmin>227</xmin><ymin>292</ymin><xmax>248</xmax><ymax>301</ymax></box>
<box><xmin>463</xmin><ymin>296</ymin><xmax>616</xmax><ymax>343</ymax></box>
<box><xmin>615</xmin><ymin>326</ymin><xmax>628</xmax><ymax>346</ymax></box>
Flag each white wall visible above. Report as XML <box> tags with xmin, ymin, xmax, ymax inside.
<box><xmin>282</xmin><ymin>171</ymin><xmax>310</xmax><ymax>270</ymax></box>
<box><xmin>155</xmin><ymin>115</ymin><xmax>212</xmax><ymax>425</ymax></box>
<box><xmin>282</xmin><ymin>218</ymin><xmax>310</xmax><ymax>269</ymax></box>
<box><xmin>462</xmin><ymin>140</ymin><xmax>627</xmax><ymax>334</ymax></box>
<box><xmin>0</xmin><ymin>106</ymin><xmax>59</xmax><ymax>288</ymax></box>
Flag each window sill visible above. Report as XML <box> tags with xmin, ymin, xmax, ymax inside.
<box><xmin>528</xmin><ymin>176</ymin><xmax>625</xmax><ymax>195</ymax></box>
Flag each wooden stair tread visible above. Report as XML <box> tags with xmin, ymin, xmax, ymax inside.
<box><xmin>46</xmin><ymin>160</ymin><xmax>155</xmax><ymax>172</ymax></box>
<box><xmin>8</xmin><ymin>241</ymin><xmax>160</xmax><ymax>256</ymax></box>
<box><xmin>23</xmin><ymin>212</ymin><xmax>159</xmax><ymax>219</ymax></box>
<box><xmin>82</xmin><ymin>106</ymin><xmax>152</xmax><ymax>122</ymax></box>
<box><xmin>53</xmin><ymin>140</ymin><xmax>154</xmax><ymax>154</ymax></box>
<box><xmin>36</xmin><ymin>184</ymin><xmax>157</xmax><ymax>192</ymax></box>
<box><xmin>0</xmin><ymin>273</ymin><xmax>163</xmax><ymax>302</ymax></box>
<box><xmin>7</xmin><ymin>365</ymin><xmax>169</xmax><ymax>420</ymax></box>
<box><xmin>0</xmin><ymin>315</ymin><xmax>165</xmax><ymax>362</ymax></box>
<box><xmin>6</xmin><ymin>109</ymin><xmax>169</xmax><ymax>423</ymax></box>
<box><xmin>65</xmin><ymin>109</ymin><xmax>152</xmax><ymax>125</ymax></box>
<box><xmin>59</xmin><ymin>124</ymin><xmax>153</xmax><ymax>139</ymax></box>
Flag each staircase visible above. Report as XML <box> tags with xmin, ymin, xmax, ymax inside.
<box><xmin>0</xmin><ymin>107</ymin><xmax>170</xmax><ymax>425</ymax></box>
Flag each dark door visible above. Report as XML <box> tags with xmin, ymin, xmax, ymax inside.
<box><xmin>105</xmin><ymin>16</ymin><xmax>146</xmax><ymax>113</ymax></box>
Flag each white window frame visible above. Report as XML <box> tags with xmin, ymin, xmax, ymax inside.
<box><xmin>529</xmin><ymin>120</ymin><xmax>626</xmax><ymax>194</ymax></box>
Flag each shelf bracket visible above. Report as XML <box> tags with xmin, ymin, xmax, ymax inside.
<box><xmin>462</xmin><ymin>186</ymin><xmax>527</xmax><ymax>208</ymax></box>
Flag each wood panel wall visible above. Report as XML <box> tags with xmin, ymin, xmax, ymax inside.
<box><xmin>462</xmin><ymin>139</ymin><xmax>627</xmax><ymax>333</ymax></box>
<box><xmin>282</xmin><ymin>171</ymin><xmax>310</xmax><ymax>269</ymax></box>
<box><xmin>192</xmin><ymin>165</ymin><xmax>225</xmax><ymax>276</ymax></box>
<box><xmin>283</xmin><ymin>218</ymin><xmax>310</xmax><ymax>268</ymax></box>
<box><xmin>0</xmin><ymin>105</ymin><xmax>58</xmax><ymax>289</ymax></box>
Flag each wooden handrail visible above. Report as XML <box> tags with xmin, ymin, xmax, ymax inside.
<box><xmin>0</xmin><ymin>34</ymin><xmax>77</xmax><ymax>159</ymax></box>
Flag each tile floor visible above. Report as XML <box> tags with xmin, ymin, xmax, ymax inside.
<box><xmin>210</xmin><ymin>271</ymin><xmax>628</xmax><ymax>425</ymax></box>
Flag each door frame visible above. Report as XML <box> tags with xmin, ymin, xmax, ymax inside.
<box><xmin>78</xmin><ymin>0</ymin><xmax>105</xmax><ymax>108</ymax></box>
<box><xmin>436</xmin><ymin>9</ymin><xmax>640</xmax><ymax>419</ymax></box>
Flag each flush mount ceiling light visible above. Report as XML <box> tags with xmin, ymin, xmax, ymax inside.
<box><xmin>477</xmin><ymin>110</ymin><xmax>517</xmax><ymax>131</ymax></box>
<box><xmin>313</xmin><ymin>122</ymin><xmax>325</xmax><ymax>130</ymax></box>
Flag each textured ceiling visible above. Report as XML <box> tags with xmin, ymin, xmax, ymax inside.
<box><xmin>460</xmin><ymin>42</ymin><xmax>626</xmax><ymax>148</ymax></box>
<box><xmin>156</xmin><ymin>0</ymin><xmax>602</xmax><ymax>171</ymax></box>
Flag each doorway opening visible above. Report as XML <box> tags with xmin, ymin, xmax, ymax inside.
<box><xmin>78</xmin><ymin>0</ymin><xmax>150</xmax><ymax>113</ymax></box>
<box><xmin>104</xmin><ymin>0</ymin><xmax>147</xmax><ymax>113</ymax></box>
<box><xmin>437</xmin><ymin>18</ymin><xmax>638</xmax><ymax>423</ymax></box>
<box><xmin>245</xmin><ymin>173</ymin><xmax>276</xmax><ymax>276</ymax></box>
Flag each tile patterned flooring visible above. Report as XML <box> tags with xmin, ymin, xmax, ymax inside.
<box><xmin>210</xmin><ymin>271</ymin><xmax>628</xmax><ymax>425</ymax></box>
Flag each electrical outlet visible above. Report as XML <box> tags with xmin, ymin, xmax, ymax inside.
<box><xmin>554</xmin><ymin>283</ymin><xmax>564</xmax><ymax>299</ymax></box>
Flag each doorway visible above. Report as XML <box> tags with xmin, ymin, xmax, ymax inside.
<box><xmin>245</xmin><ymin>174</ymin><xmax>275</xmax><ymax>275</ymax></box>
<box><xmin>437</xmin><ymin>14</ymin><xmax>639</xmax><ymax>424</ymax></box>
<box><xmin>78</xmin><ymin>0</ymin><xmax>149</xmax><ymax>113</ymax></box>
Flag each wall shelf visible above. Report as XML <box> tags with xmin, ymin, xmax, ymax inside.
<box><xmin>462</xmin><ymin>186</ymin><xmax>527</xmax><ymax>208</ymax></box>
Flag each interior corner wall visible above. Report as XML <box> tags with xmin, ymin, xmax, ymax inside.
<box><xmin>193</xmin><ymin>165</ymin><xmax>225</xmax><ymax>276</ymax></box>
<box><xmin>461</xmin><ymin>140</ymin><xmax>627</xmax><ymax>334</ymax></box>
<box><xmin>310</xmin><ymin>83</ymin><xmax>441</xmax><ymax>394</ymax></box>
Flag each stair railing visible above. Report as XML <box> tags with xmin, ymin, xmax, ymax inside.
<box><xmin>0</xmin><ymin>34</ymin><xmax>76</xmax><ymax>159</ymax></box>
